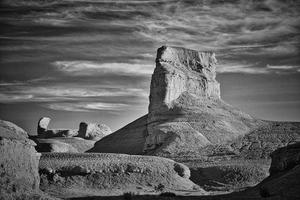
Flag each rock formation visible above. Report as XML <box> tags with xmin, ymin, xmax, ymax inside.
<box><xmin>257</xmin><ymin>142</ymin><xmax>300</xmax><ymax>198</ymax></box>
<box><xmin>37</xmin><ymin>117</ymin><xmax>51</xmax><ymax>135</ymax></box>
<box><xmin>90</xmin><ymin>46</ymin><xmax>264</xmax><ymax>156</ymax></box>
<box><xmin>89</xmin><ymin>46</ymin><xmax>300</xmax><ymax>193</ymax></box>
<box><xmin>0</xmin><ymin>120</ymin><xmax>40</xmax><ymax>192</ymax></box>
<box><xmin>37</xmin><ymin>117</ymin><xmax>78</xmax><ymax>138</ymax></box>
<box><xmin>39</xmin><ymin>152</ymin><xmax>203</xmax><ymax>197</ymax></box>
<box><xmin>269</xmin><ymin>142</ymin><xmax>300</xmax><ymax>175</ymax></box>
<box><xmin>144</xmin><ymin>46</ymin><xmax>268</xmax><ymax>156</ymax></box>
<box><xmin>78</xmin><ymin>122</ymin><xmax>111</xmax><ymax>140</ymax></box>
<box><xmin>34</xmin><ymin>117</ymin><xmax>111</xmax><ymax>153</ymax></box>
<box><xmin>148</xmin><ymin>46</ymin><xmax>220</xmax><ymax>112</ymax></box>
<box><xmin>0</xmin><ymin>120</ymin><xmax>54</xmax><ymax>199</ymax></box>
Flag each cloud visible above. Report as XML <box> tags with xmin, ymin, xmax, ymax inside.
<box><xmin>266</xmin><ymin>64</ymin><xmax>300</xmax><ymax>72</ymax></box>
<box><xmin>0</xmin><ymin>83</ymin><xmax>148</xmax><ymax>103</ymax></box>
<box><xmin>0</xmin><ymin>93</ymin><xmax>34</xmax><ymax>102</ymax></box>
<box><xmin>1</xmin><ymin>0</ymin><xmax>299</xmax><ymax>66</ymax></box>
<box><xmin>1</xmin><ymin>0</ymin><xmax>299</xmax><ymax>113</ymax></box>
<box><xmin>217</xmin><ymin>63</ymin><xmax>300</xmax><ymax>74</ymax></box>
<box><xmin>217</xmin><ymin>63</ymin><xmax>268</xmax><ymax>74</ymax></box>
<box><xmin>45</xmin><ymin>102</ymin><xmax>129</xmax><ymax>112</ymax></box>
<box><xmin>53</xmin><ymin>61</ymin><xmax>154</xmax><ymax>76</ymax></box>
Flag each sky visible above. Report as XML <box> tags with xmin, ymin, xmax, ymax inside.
<box><xmin>0</xmin><ymin>0</ymin><xmax>299</xmax><ymax>135</ymax></box>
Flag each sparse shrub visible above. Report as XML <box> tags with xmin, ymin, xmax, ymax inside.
<box><xmin>123</xmin><ymin>192</ymin><xmax>135</xmax><ymax>200</ymax></box>
<box><xmin>160</xmin><ymin>192</ymin><xmax>176</xmax><ymax>197</ymax></box>
<box><xmin>155</xmin><ymin>183</ymin><xmax>165</xmax><ymax>192</ymax></box>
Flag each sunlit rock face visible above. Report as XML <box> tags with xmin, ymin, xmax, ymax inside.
<box><xmin>149</xmin><ymin>46</ymin><xmax>220</xmax><ymax>113</ymax></box>
<box><xmin>91</xmin><ymin>46</ymin><xmax>262</xmax><ymax>156</ymax></box>
<box><xmin>37</xmin><ymin>117</ymin><xmax>51</xmax><ymax>135</ymax></box>
<box><xmin>0</xmin><ymin>120</ymin><xmax>41</xmax><ymax>198</ymax></box>
<box><xmin>143</xmin><ymin>46</ymin><xmax>260</xmax><ymax>155</ymax></box>
<box><xmin>78</xmin><ymin>122</ymin><xmax>112</xmax><ymax>141</ymax></box>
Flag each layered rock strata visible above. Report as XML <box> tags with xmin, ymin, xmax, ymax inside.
<box><xmin>149</xmin><ymin>46</ymin><xmax>220</xmax><ymax>112</ymax></box>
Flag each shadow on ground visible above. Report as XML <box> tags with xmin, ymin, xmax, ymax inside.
<box><xmin>68</xmin><ymin>190</ymin><xmax>266</xmax><ymax>200</ymax></box>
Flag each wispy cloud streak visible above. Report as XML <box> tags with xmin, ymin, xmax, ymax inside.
<box><xmin>53</xmin><ymin>61</ymin><xmax>154</xmax><ymax>76</ymax></box>
<box><xmin>0</xmin><ymin>0</ymin><xmax>299</xmax><ymax>113</ymax></box>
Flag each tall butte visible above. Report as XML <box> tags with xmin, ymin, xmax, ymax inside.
<box><xmin>90</xmin><ymin>46</ymin><xmax>263</xmax><ymax>156</ymax></box>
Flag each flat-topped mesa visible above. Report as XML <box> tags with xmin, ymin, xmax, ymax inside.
<box><xmin>149</xmin><ymin>46</ymin><xmax>220</xmax><ymax>112</ymax></box>
<box><xmin>91</xmin><ymin>46</ymin><xmax>264</xmax><ymax>157</ymax></box>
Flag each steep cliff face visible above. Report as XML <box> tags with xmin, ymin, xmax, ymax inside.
<box><xmin>144</xmin><ymin>46</ymin><xmax>263</xmax><ymax>155</ymax></box>
<box><xmin>0</xmin><ymin>120</ymin><xmax>41</xmax><ymax>199</ymax></box>
<box><xmin>149</xmin><ymin>46</ymin><xmax>220</xmax><ymax>112</ymax></box>
<box><xmin>91</xmin><ymin>46</ymin><xmax>266</xmax><ymax>156</ymax></box>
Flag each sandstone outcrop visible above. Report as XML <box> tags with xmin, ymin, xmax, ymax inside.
<box><xmin>144</xmin><ymin>46</ymin><xmax>265</xmax><ymax>156</ymax></box>
<box><xmin>34</xmin><ymin>117</ymin><xmax>111</xmax><ymax>152</ymax></box>
<box><xmin>91</xmin><ymin>46</ymin><xmax>264</xmax><ymax>156</ymax></box>
<box><xmin>78</xmin><ymin>122</ymin><xmax>111</xmax><ymax>140</ymax></box>
<box><xmin>257</xmin><ymin>142</ymin><xmax>300</xmax><ymax>198</ymax></box>
<box><xmin>269</xmin><ymin>142</ymin><xmax>300</xmax><ymax>175</ymax></box>
<box><xmin>149</xmin><ymin>46</ymin><xmax>220</xmax><ymax>112</ymax></box>
<box><xmin>89</xmin><ymin>46</ymin><xmax>300</xmax><ymax>194</ymax></box>
<box><xmin>37</xmin><ymin>117</ymin><xmax>51</xmax><ymax>135</ymax></box>
<box><xmin>37</xmin><ymin>117</ymin><xmax>78</xmax><ymax>138</ymax></box>
<box><xmin>39</xmin><ymin>153</ymin><xmax>204</xmax><ymax>197</ymax></box>
<box><xmin>0</xmin><ymin>120</ymin><xmax>40</xmax><ymax>199</ymax></box>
